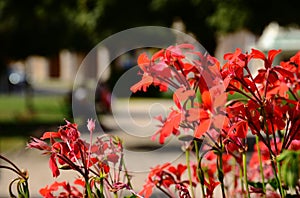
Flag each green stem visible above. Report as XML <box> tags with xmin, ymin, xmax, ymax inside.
<box><xmin>194</xmin><ymin>140</ymin><xmax>205</xmax><ymax>197</ymax></box>
<box><xmin>217</xmin><ymin>152</ymin><xmax>226</xmax><ymax>198</ymax></box>
<box><xmin>266</xmin><ymin>133</ymin><xmax>284</xmax><ymax>197</ymax></box>
<box><xmin>256</xmin><ymin>135</ymin><xmax>266</xmax><ymax>196</ymax></box>
<box><xmin>239</xmin><ymin>165</ymin><xmax>245</xmax><ymax>197</ymax></box>
<box><xmin>85</xmin><ymin>180</ymin><xmax>93</xmax><ymax>198</ymax></box>
<box><xmin>100</xmin><ymin>178</ymin><xmax>104</xmax><ymax>198</ymax></box>
<box><xmin>242</xmin><ymin>152</ymin><xmax>250</xmax><ymax>198</ymax></box>
<box><xmin>277</xmin><ymin>161</ymin><xmax>285</xmax><ymax>198</ymax></box>
<box><xmin>186</xmin><ymin>149</ymin><xmax>195</xmax><ymax>198</ymax></box>
<box><xmin>22</xmin><ymin>180</ymin><xmax>30</xmax><ymax>198</ymax></box>
<box><xmin>16</xmin><ymin>179</ymin><xmax>30</xmax><ymax>198</ymax></box>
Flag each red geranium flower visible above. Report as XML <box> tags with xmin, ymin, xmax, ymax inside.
<box><xmin>152</xmin><ymin>109</ymin><xmax>182</xmax><ymax>144</ymax></box>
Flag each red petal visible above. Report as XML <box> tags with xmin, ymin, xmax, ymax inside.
<box><xmin>49</xmin><ymin>154</ymin><xmax>60</xmax><ymax>177</ymax></box>
<box><xmin>224</xmin><ymin>48</ymin><xmax>242</xmax><ymax>60</ymax></box>
<box><xmin>194</xmin><ymin>118</ymin><xmax>211</xmax><ymax>138</ymax></box>
<box><xmin>186</xmin><ymin>108</ymin><xmax>200</xmax><ymax>122</ymax></box>
<box><xmin>137</xmin><ymin>52</ymin><xmax>150</xmax><ymax>66</ymax></box>
<box><xmin>151</xmin><ymin>49</ymin><xmax>164</xmax><ymax>61</ymax></box>
<box><xmin>130</xmin><ymin>75</ymin><xmax>153</xmax><ymax>93</ymax></box>
<box><xmin>139</xmin><ymin>182</ymin><xmax>154</xmax><ymax>198</ymax></box>
<box><xmin>153</xmin><ymin>110</ymin><xmax>182</xmax><ymax>144</ymax></box>
<box><xmin>268</xmin><ymin>49</ymin><xmax>282</xmax><ymax>63</ymax></box>
<box><xmin>173</xmin><ymin>88</ymin><xmax>195</xmax><ymax>108</ymax></box>
<box><xmin>251</xmin><ymin>49</ymin><xmax>266</xmax><ymax>60</ymax></box>
<box><xmin>273</xmin><ymin>66</ymin><xmax>294</xmax><ymax>79</ymax></box>
<box><xmin>202</xmin><ymin>90</ymin><xmax>212</xmax><ymax>110</ymax></box>
<box><xmin>177</xmin><ymin>43</ymin><xmax>195</xmax><ymax>49</ymax></box>
<box><xmin>229</xmin><ymin>120</ymin><xmax>248</xmax><ymax>139</ymax></box>
<box><xmin>74</xmin><ymin>178</ymin><xmax>85</xmax><ymax>187</ymax></box>
<box><xmin>107</xmin><ymin>153</ymin><xmax>119</xmax><ymax>164</ymax></box>
<box><xmin>41</xmin><ymin>132</ymin><xmax>61</xmax><ymax>140</ymax></box>
<box><xmin>213</xmin><ymin>92</ymin><xmax>227</xmax><ymax>108</ymax></box>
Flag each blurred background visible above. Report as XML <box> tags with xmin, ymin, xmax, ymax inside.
<box><xmin>1</xmin><ymin>0</ymin><xmax>300</xmax><ymax>195</ymax></box>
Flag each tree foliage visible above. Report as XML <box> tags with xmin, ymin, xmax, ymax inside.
<box><xmin>1</xmin><ymin>0</ymin><xmax>300</xmax><ymax>60</ymax></box>
<box><xmin>0</xmin><ymin>0</ymin><xmax>108</xmax><ymax>59</ymax></box>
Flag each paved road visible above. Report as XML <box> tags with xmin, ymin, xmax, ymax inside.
<box><xmin>0</xmin><ymin>98</ymin><xmax>189</xmax><ymax>197</ymax></box>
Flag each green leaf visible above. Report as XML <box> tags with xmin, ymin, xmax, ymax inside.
<box><xmin>277</xmin><ymin>150</ymin><xmax>300</xmax><ymax>188</ymax></box>
<box><xmin>248</xmin><ymin>181</ymin><xmax>264</xmax><ymax>189</ymax></box>
<box><xmin>268</xmin><ymin>178</ymin><xmax>279</xmax><ymax>190</ymax></box>
<box><xmin>124</xmin><ymin>195</ymin><xmax>138</xmax><ymax>198</ymax></box>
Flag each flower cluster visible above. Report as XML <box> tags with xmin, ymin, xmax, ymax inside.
<box><xmin>131</xmin><ymin>44</ymin><xmax>300</xmax><ymax>197</ymax></box>
<box><xmin>27</xmin><ymin>119</ymin><xmax>139</xmax><ymax>198</ymax></box>
<box><xmin>2</xmin><ymin>43</ymin><xmax>300</xmax><ymax>198</ymax></box>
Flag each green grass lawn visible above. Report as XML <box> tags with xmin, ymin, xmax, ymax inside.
<box><xmin>0</xmin><ymin>94</ymin><xmax>69</xmax><ymax>122</ymax></box>
<box><xmin>0</xmin><ymin>94</ymin><xmax>71</xmax><ymax>137</ymax></box>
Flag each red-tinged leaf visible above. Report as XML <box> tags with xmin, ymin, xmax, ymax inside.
<box><xmin>194</xmin><ymin>118</ymin><xmax>211</xmax><ymax>138</ymax></box>
<box><xmin>41</xmin><ymin>132</ymin><xmax>61</xmax><ymax>140</ymax></box>
<box><xmin>268</xmin><ymin>49</ymin><xmax>282</xmax><ymax>63</ymax></box>
<box><xmin>130</xmin><ymin>75</ymin><xmax>153</xmax><ymax>93</ymax></box>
